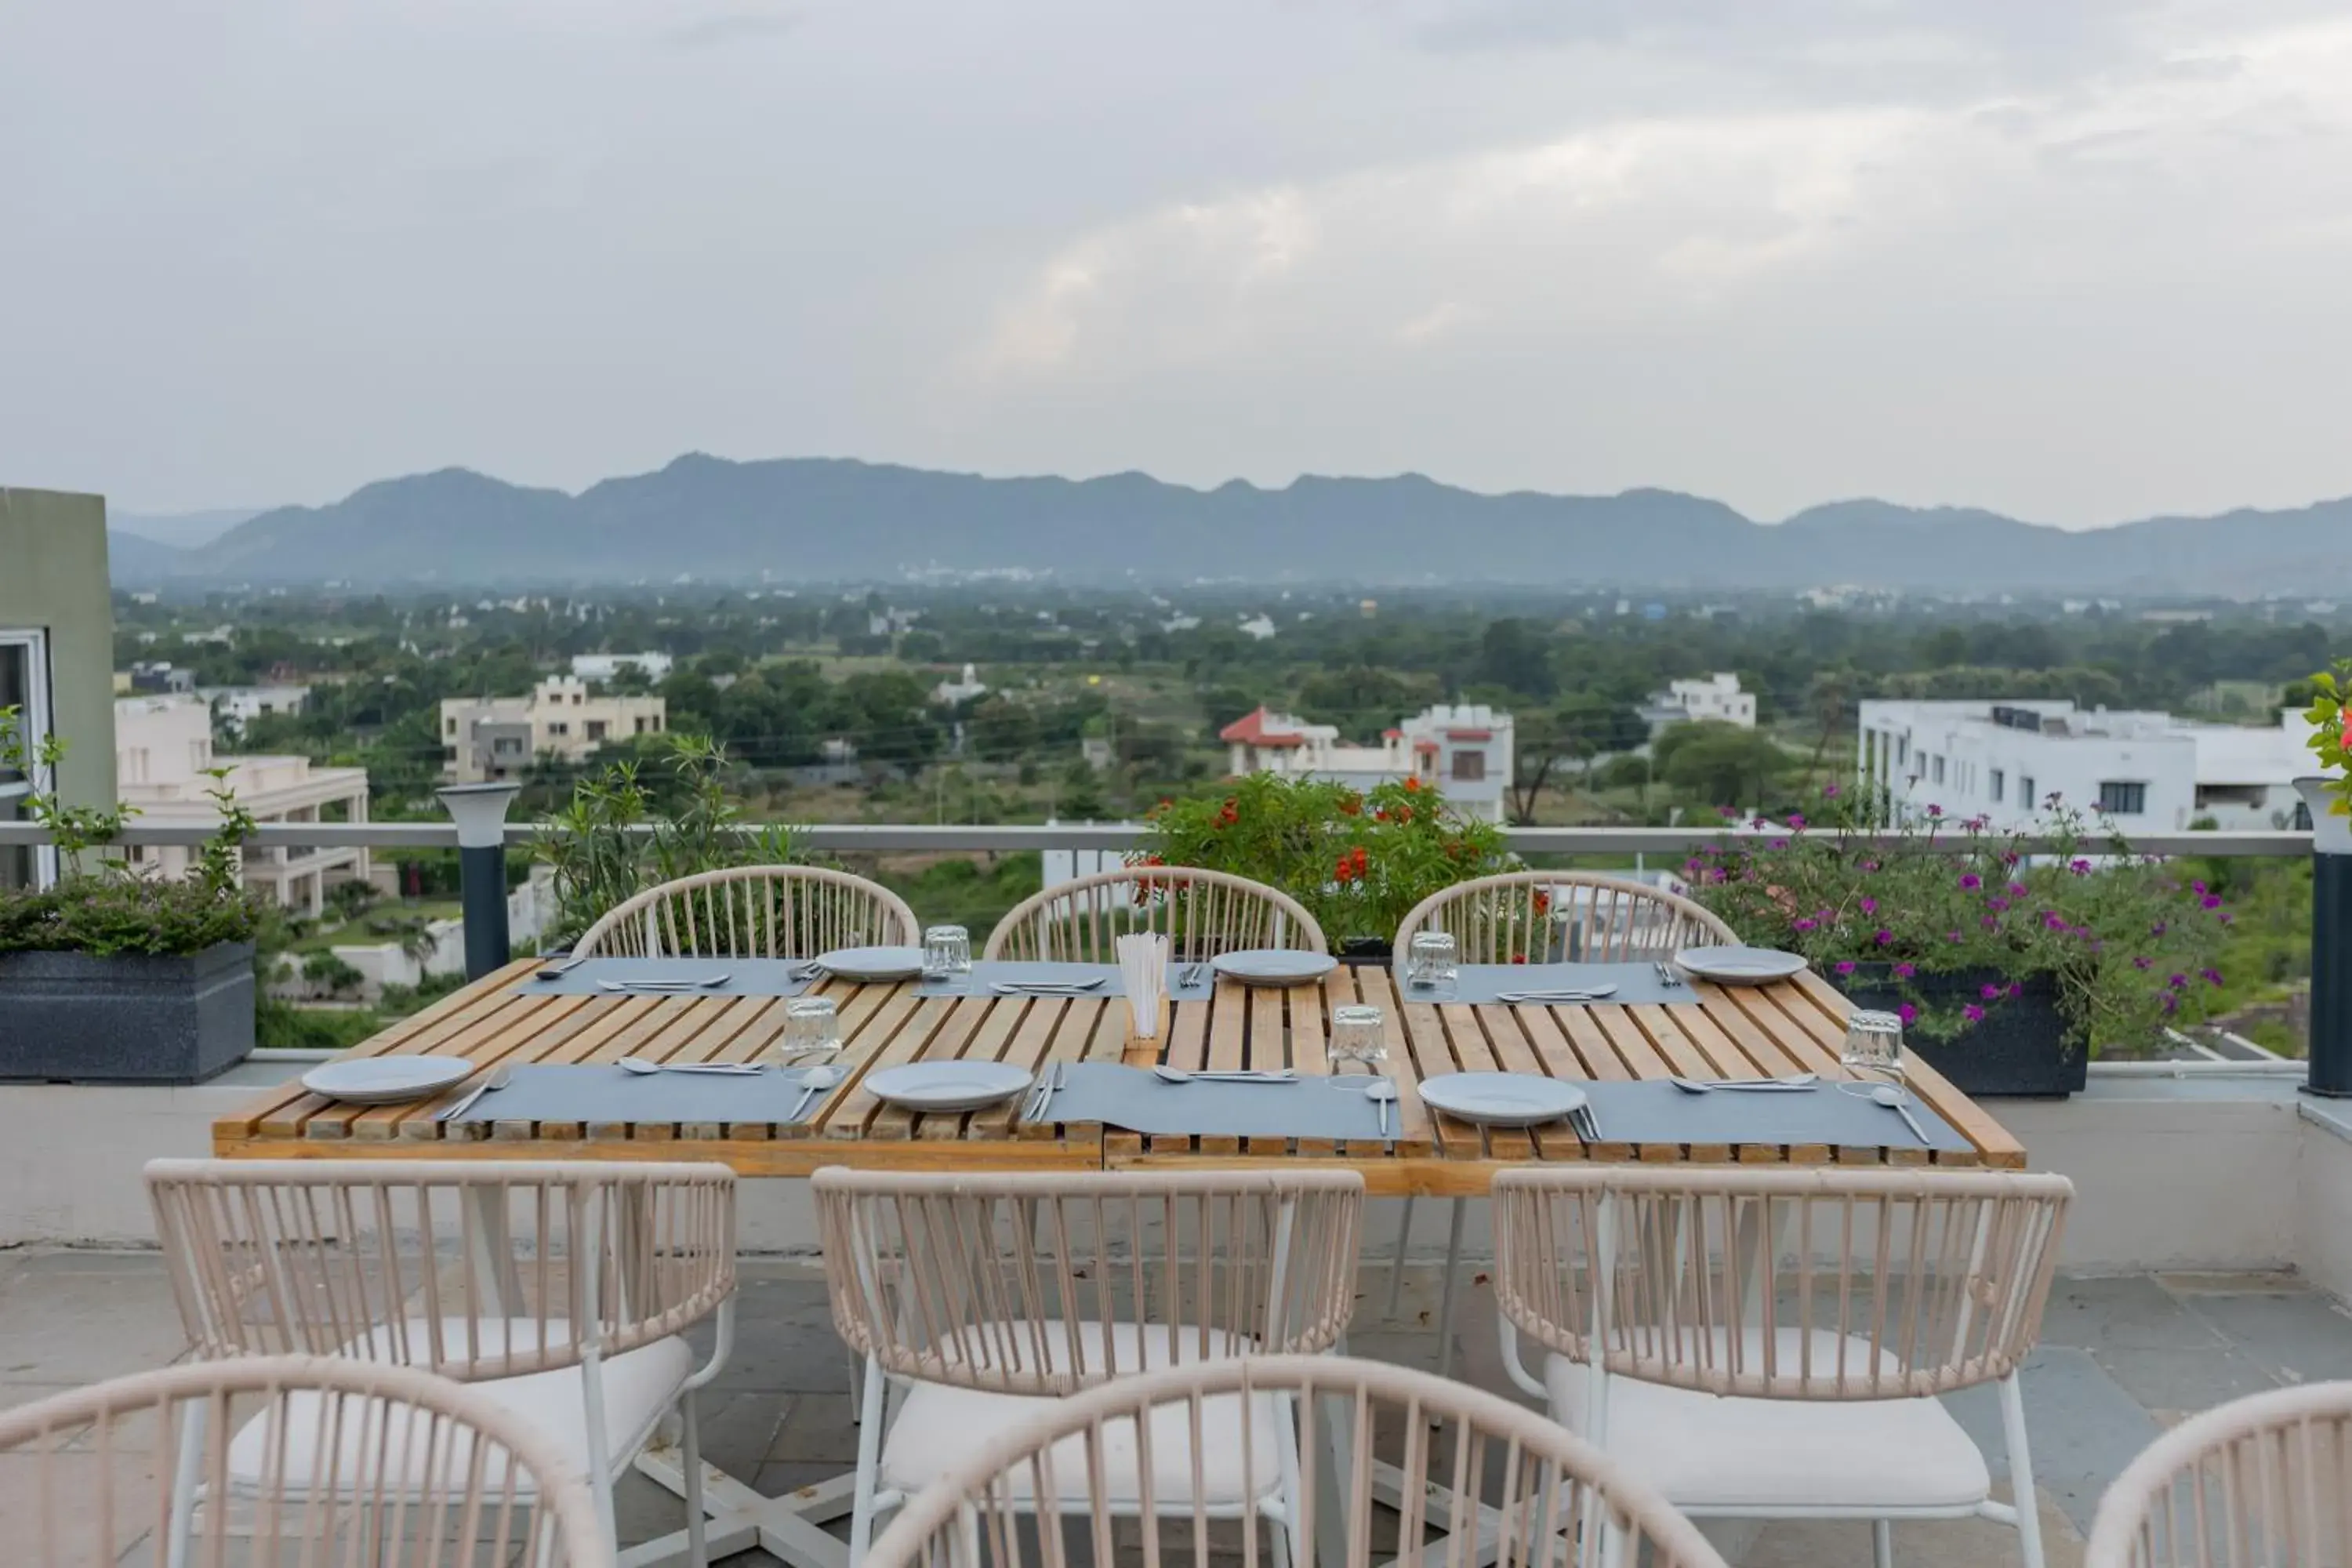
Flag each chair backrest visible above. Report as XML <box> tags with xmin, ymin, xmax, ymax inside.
<box><xmin>0</xmin><ymin>1353</ymin><xmax>611</xmax><ymax>1566</ymax></box>
<box><xmin>1493</xmin><ymin>1166</ymin><xmax>2072</xmax><ymax>1399</ymax></box>
<box><xmin>572</xmin><ymin>865</ymin><xmax>920</xmax><ymax>960</ymax></box>
<box><xmin>148</xmin><ymin>1159</ymin><xmax>735</xmax><ymax>1381</ymax></box>
<box><xmin>2086</xmin><ymin>1381</ymin><xmax>2352</xmax><ymax>1568</ymax></box>
<box><xmin>863</xmin><ymin>1352</ymin><xmax>1730</xmax><ymax>1568</ymax></box>
<box><xmin>1392</xmin><ymin>871</ymin><xmax>1737</xmax><ymax>964</ymax></box>
<box><xmin>982</xmin><ymin>866</ymin><xmax>1328</xmax><ymax>963</ymax></box>
<box><xmin>815</xmin><ymin>1168</ymin><xmax>1362</xmax><ymax>1395</ymax></box>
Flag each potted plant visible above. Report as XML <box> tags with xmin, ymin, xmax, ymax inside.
<box><xmin>1685</xmin><ymin>785</ymin><xmax>2234</xmax><ymax>1096</ymax></box>
<box><xmin>2302</xmin><ymin>659</ymin><xmax>2352</xmax><ymax>840</ymax></box>
<box><xmin>0</xmin><ymin>707</ymin><xmax>261</xmax><ymax>1083</ymax></box>
<box><xmin>1141</xmin><ymin>772</ymin><xmax>1510</xmax><ymax>959</ymax></box>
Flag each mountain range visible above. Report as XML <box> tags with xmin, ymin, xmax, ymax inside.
<box><xmin>103</xmin><ymin>455</ymin><xmax>2352</xmax><ymax>595</ymax></box>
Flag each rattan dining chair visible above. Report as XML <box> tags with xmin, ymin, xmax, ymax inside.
<box><xmin>1492</xmin><ymin>1166</ymin><xmax>2073</xmax><ymax>1568</ymax></box>
<box><xmin>146</xmin><ymin>1158</ymin><xmax>736</xmax><ymax>1566</ymax></box>
<box><xmin>1391</xmin><ymin>870</ymin><xmax>1737</xmax><ymax>966</ymax></box>
<box><xmin>814</xmin><ymin>1167</ymin><xmax>1364</xmax><ymax>1566</ymax></box>
<box><xmin>572</xmin><ymin>865</ymin><xmax>921</xmax><ymax>960</ymax></box>
<box><xmin>982</xmin><ymin>866</ymin><xmax>1327</xmax><ymax>962</ymax></box>
<box><xmin>2085</xmin><ymin>1381</ymin><xmax>2352</xmax><ymax>1568</ymax></box>
<box><xmin>0</xmin><ymin>1353</ymin><xmax>611</xmax><ymax>1566</ymax></box>
<box><xmin>862</xmin><ymin>1352</ymin><xmax>1730</xmax><ymax>1568</ymax></box>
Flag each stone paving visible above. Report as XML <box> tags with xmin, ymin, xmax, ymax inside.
<box><xmin>8</xmin><ymin>1246</ymin><xmax>2352</xmax><ymax>1564</ymax></box>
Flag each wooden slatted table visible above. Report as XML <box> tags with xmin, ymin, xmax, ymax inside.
<box><xmin>213</xmin><ymin>960</ymin><xmax>2026</xmax><ymax>1187</ymax></box>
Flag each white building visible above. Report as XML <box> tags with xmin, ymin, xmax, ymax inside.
<box><xmin>199</xmin><ymin>684</ymin><xmax>310</xmax><ymax>730</ymax></box>
<box><xmin>569</xmin><ymin>652</ymin><xmax>673</xmax><ymax>684</ymax></box>
<box><xmin>114</xmin><ymin>696</ymin><xmax>373</xmax><ymax>914</ymax></box>
<box><xmin>1219</xmin><ymin>703</ymin><xmax>1514</xmax><ymax>822</ymax></box>
<box><xmin>440</xmin><ymin>676</ymin><xmax>666</xmax><ymax>783</ymax></box>
<box><xmin>1857</xmin><ymin>699</ymin><xmax>2318</xmax><ymax>832</ymax></box>
<box><xmin>933</xmin><ymin>662</ymin><xmax>988</xmax><ymax>706</ymax></box>
<box><xmin>1642</xmin><ymin>673</ymin><xmax>1756</xmax><ymax>736</ymax></box>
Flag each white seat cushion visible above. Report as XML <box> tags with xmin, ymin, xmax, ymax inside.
<box><xmin>1544</xmin><ymin>1329</ymin><xmax>1991</xmax><ymax>1512</ymax></box>
<box><xmin>880</xmin><ymin>1321</ymin><xmax>1287</xmax><ymax>1505</ymax></box>
<box><xmin>225</xmin><ymin>1317</ymin><xmax>693</xmax><ymax>1498</ymax></box>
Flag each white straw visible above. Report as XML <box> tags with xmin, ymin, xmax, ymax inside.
<box><xmin>1117</xmin><ymin>932</ymin><xmax>1169</xmax><ymax>1039</ymax></box>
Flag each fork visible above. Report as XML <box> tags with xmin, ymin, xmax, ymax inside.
<box><xmin>1654</xmin><ymin>960</ymin><xmax>1684</xmax><ymax>989</ymax></box>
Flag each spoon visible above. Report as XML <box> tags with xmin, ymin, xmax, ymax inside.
<box><xmin>437</xmin><ymin>1065</ymin><xmax>510</xmax><ymax>1123</ymax></box>
<box><xmin>1362</xmin><ymin>1078</ymin><xmax>1398</xmax><ymax>1137</ymax></box>
<box><xmin>1668</xmin><ymin>1073</ymin><xmax>1820</xmax><ymax>1094</ymax></box>
<box><xmin>1152</xmin><ymin>1066</ymin><xmax>1298</xmax><ymax>1084</ymax></box>
<box><xmin>1871</xmin><ymin>1083</ymin><xmax>1931</xmax><ymax>1144</ymax></box>
<box><xmin>791</xmin><ymin>1063</ymin><xmax>847</xmax><ymax>1121</ymax></box>
<box><xmin>618</xmin><ymin>1058</ymin><xmax>764</xmax><ymax>1076</ymax></box>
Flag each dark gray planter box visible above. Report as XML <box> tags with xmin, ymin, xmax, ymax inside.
<box><xmin>0</xmin><ymin>941</ymin><xmax>256</xmax><ymax>1084</ymax></box>
<box><xmin>1831</xmin><ymin>964</ymin><xmax>2085</xmax><ymax>1098</ymax></box>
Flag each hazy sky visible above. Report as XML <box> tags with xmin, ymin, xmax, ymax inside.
<box><xmin>5</xmin><ymin>1</ymin><xmax>2350</xmax><ymax>526</ymax></box>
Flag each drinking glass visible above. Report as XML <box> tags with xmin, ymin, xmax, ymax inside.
<box><xmin>781</xmin><ymin>995</ymin><xmax>841</xmax><ymax>1060</ymax></box>
<box><xmin>1406</xmin><ymin>931</ymin><xmax>1459</xmax><ymax>989</ymax></box>
<box><xmin>922</xmin><ymin>924</ymin><xmax>972</xmax><ymax>980</ymax></box>
<box><xmin>1840</xmin><ymin>1008</ymin><xmax>1905</xmax><ymax>1080</ymax></box>
<box><xmin>1331</xmin><ymin>1004</ymin><xmax>1387</xmax><ymax>1065</ymax></box>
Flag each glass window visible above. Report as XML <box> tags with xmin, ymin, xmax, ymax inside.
<box><xmin>1991</xmin><ymin>768</ymin><xmax>2005</xmax><ymax>802</ymax></box>
<box><xmin>0</xmin><ymin>630</ymin><xmax>52</xmax><ymax>889</ymax></box>
<box><xmin>2096</xmin><ymin>781</ymin><xmax>2147</xmax><ymax>815</ymax></box>
<box><xmin>1930</xmin><ymin>754</ymin><xmax>1945</xmax><ymax>784</ymax></box>
<box><xmin>2020</xmin><ymin>775</ymin><xmax>2035</xmax><ymax>808</ymax></box>
<box><xmin>1450</xmin><ymin>750</ymin><xmax>1486</xmax><ymax>782</ymax></box>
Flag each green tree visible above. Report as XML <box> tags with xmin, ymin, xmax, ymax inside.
<box><xmin>967</xmin><ymin>697</ymin><xmax>1040</xmax><ymax>763</ymax></box>
<box><xmin>1659</xmin><ymin>724</ymin><xmax>1791</xmax><ymax>811</ymax></box>
<box><xmin>1475</xmin><ymin>619</ymin><xmax>1558</xmax><ymax>698</ymax></box>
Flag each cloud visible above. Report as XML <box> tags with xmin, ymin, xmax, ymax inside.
<box><xmin>661</xmin><ymin>8</ymin><xmax>800</xmax><ymax>50</ymax></box>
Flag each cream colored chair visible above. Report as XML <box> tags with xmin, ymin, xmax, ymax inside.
<box><xmin>573</xmin><ymin>865</ymin><xmax>920</xmax><ymax>960</ymax></box>
<box><xmin>863</xmin><ymin>1352</ymin><xmax>1730</xmax><ymax>1568</ymax></box>
<box><xmin>982</xmin><ymin>866</ymin><xmax>1327</xmax><ymax>962</ymax></box>
<box><xmin>2087</xmin><ymin>1381</ymin><xmax>2352</xmax><ymax>1567</ymax></box>
<box><xmin>1492</xmin><ymin>1166</ymin><xmax>2073</xmax><ymax>1568</ymax></box>
<box><xmin>147</xmin><ymin>1158</ymin><xmax>736</xmax><ymax>1566</ymax></box>
<box><xmin>814</xmin><ymin>1167</ymin><xmax>1363</xmax><ymax>1565</ymax></box>
<box><xmin>0</xmin><ymin>1353</ymin><xmax>610</xmax><ymax>1566</ymax></box>
<box><xmin>1392</xmin><ymin>869</ymin><xmax>1737</xmax><ymax>966</ymax></box>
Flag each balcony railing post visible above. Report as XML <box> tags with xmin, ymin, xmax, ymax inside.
<box><xmin>437</xmin><ymin>783</ymin><xmax>521</xmax><ymax>981</ymax></box>
<box><xmin>2296</xmin><ymin>779</ymin><xmax>2352</xmax><ymax>1097</ymax></box>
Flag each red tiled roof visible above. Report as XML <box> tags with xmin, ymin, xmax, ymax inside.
<box><xmin>1413</xmin><ymin>739</ymin><xmax>1440</xmax><ymax>754</ymax></box>
<box><xmin>1381</xmin><ymin>728</ymin><xmax>1403</xmax><ymax>739</ymax></box>
<box><xmin>1219</xmin><ymin>706</ymin><xmax>1305</xmax><ymax>746</ymax></box>
<box><xmin>1445</xmin><ymin>728</ymin><xmax>1493</xmax><ymax>742</ymax></box>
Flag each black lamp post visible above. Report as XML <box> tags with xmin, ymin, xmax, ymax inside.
<box><xmin>437</xmin><ymin>782</ymin><xmax>521</xmax><ymax>981</ymax></box>
<box><xmin>2298</xmin><ymin>779</ymin><xmax>2352</xmax><ymax>1098</ymax></box>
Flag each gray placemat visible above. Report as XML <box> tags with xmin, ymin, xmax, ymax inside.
<box><xmin>910</xmin><ymin>961</ymin><xmax>1221</xmax><ymax>1002</ymax></box>
<box><xmin>1027</xmin><ymin>1062</ymin><xmax>1392</xmax><ymax>1142</ymax></box>
<box><xmin>1578</xmin><ymin>1079</ymin><xmax>1969</xmax><ymax>1152</ymax></box>
<box><xmin>445</xmin><ymin>1064</ymin><xmax>840</xmax><ymax>1127</ymax></box>
<box><xmin>514</xmin><ymin>957</ymin><xmax>818</xmax><ymax>998</ymax></box>
<box><xmin>1396</xmin><ymin>962</ymin><xmax>1697</xmax><ymax>1007</ymax></box>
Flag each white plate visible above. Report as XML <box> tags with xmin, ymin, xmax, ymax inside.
<box><xmin>1417</xmin><ymin>1073</ymin><xmax>1588</xmax><ymax>1129</ymax></box>
<box><xmin>817</xmin><ymin>946</ymin><xmax>927</xmax><ymax>982</ymax></box>
<box><xmin>300</xmin><ymin>1055</ymin><xmax>475</xmax><ymax>1105</ymax></box>
<box><xmin>1672</xmin><ymin>946</ymin><xmax>1808</xmax><ymax>985</ymax></box>
<box><xmin>862</xmin><ymin>1061</ymin><xmax>1034</xmax><ymax>1112</ymax></box>
<box><xmin>1211</xmin><ymin>949</ymin><xmax>1338</xmax><ymax>988</ymax></box>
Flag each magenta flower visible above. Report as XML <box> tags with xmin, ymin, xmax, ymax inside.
<box><xmin>1894</xmin><ymin>963</ymin><xmax>1917</xmax><ymax>978</ymax></box>
<box><xmin>1981</xmin><ymin>915</ymin><xmax>2001</xmax><ymax>930</ymax></box>
<box><xmin>2192</xmin><ymin>880</ymin><xmax>2207</xmax><ymax>896</ymax></box>
<box><xmin>1987</xmin><ymin>897</ymin><xmax>2010</xmax><ymax>913</ymax></box>
<box><xmin>1860</xmin><ymin>858</ymin><xmax>1882</xmax><ymax>872</ymax></box>
<box><xmin>2070</xmin><ymin>858</ymin><xmax>2092</xmax><ymax>875</ymax></box>
<box><xmin>1717</xmin><ymin>804</ymin><xmax>1740</xmax><ymax>818</ymax></box>
<box><xmin>2042</xmin><ymin>911</ymin><xmax>2066</xmax><ymax>930</ymax></box>
<box><xmin>1874</xmin><ymin>927</ymin><xmax>1893</xmax><ymax>946</ymax></box>
<box><xmin>1897</xmin><ymin>1002</ymin><xmax>1919</xmax><ymax>1025</ymax></box>
<box><xmin>1927</xmin><ymin>804</ymin><xmax>1944</xmax><ymax>818</ymax></box>
<box><xmin>2009</xmin><ymin>881</ymin><xmax>2029</xmax><ymax>898</ymax></box>
<box><xmin>1770</xmin><ymin>838</ymin><xmax>1789</xmax><ymax>850</ymax></box>
<box><xmin>2201</xmin><ymin>968</ymin><xmax>2223</xmax><ymax>986</ymax></box>
<box><xmin>1860</xmin><ymin>896</ymin><xmax>1878</xmax><ymax>914</ymax></box>
<box><xmin>2006</xmin><ymin>980</ymin><xmax>2024</xmax><ymax>997</ymax></box>
<box><xmin>1824</xmin><ymin>782</ymin><xmax>1841</xmax><ymax>797</ymax></box>
<box><xmin>1962</xmin><ymin>1004</ymin><xmax>1987</xmax><ymax>1022</ymax></box>
<box><xmin>1980</xmin><ymin>982</ymin><xmax>2002</xmax><ymax>1001</ymax></box>
<box><xmin>1793</xmin><ymin>917</ymin><xmax>1817</xmax><ymax>931</ymax></box>
<box><xmin>1946</xmin><ymin>930</ymin><xmax>1964</xmax><ymax>943</ymax></box>
<box><xmin>2161</xmin><ymin>993</ymin><xmax>2180</xmax><ymax>1014</ymax></box>
<box><xmin>2218</xmin><ymin>912</ymin><xmax>2234</xmax><ymax>925</ymax></box>
<box><xmin>1788</xmin><ymin>813</ymin><xmax>1806</xmax><ymax>830</ymax></box>
<box><xmin>2132</xmin><ymin>955</ymin><xmax>2153</xmax><ymax>969</ymax></box>
<box><xmin>2002</xmin><ymin>851</ymin><xmax>2021</xmax><ymax>866</ymax></box>
<box><xmin>2201</xmin><ymin>894</ymin><xmax>2223</xmax><ymax>909</ymax></box>
<box><xmin>2167</xmin><ymin>972</ymin><xmax>2188</xmax><ymax>990</ymax></box>
<box><xmin>2151</xmin><ymin>920</ymin><xmax>2168</xmax><ymax>935</ymax></box>
<box><xmin>1958</xmin><ymin>873</ymin><xmax>1981</xmax><ymax>891</ymax></box>
<box><xmin>1835</xmin><ymin>960</ymin><xmax>1857</xmax><ymax>975</ymax></box>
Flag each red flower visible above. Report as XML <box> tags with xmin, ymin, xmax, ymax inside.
<box><xmin>1532</xmin><ymin>889</ymin><xmax>1552</xmax><ymax>916</ymax></box>
<box><xmin>1373</xmin><ymin>808</ymin><xmax>1388</xmax><ymax>822</ymax></box>
<box><xmin>1338</xmin><ymin>798</ymin><xmax>1361</xmax><ymax>816</ymax></box>
<box><xmin>1394</xmin><ymin>806</ymin><xmax>1414</xmax><ymax>824</ymax></box>
<box><xmin>1403</xmin><ymin>776</ymin><xmax>1422</xmax><ymax>793</ymax></box>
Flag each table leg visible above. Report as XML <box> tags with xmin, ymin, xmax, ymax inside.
<box><xmin>627</xmin><ymin>1444</ymin><xmax>855</xmax><ymax>1568</ymax></box>
<box><xmin>462</xmin><ymin>1185</ymin><xmax>523</xmax><ymax>1315</ymax></box>
<box><xmin>1435</xmin><ymin>1198</ymin><xmax>1468</xmax><ymax>1383</ymax></box>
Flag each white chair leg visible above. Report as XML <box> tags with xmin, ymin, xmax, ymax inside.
<box><xmin>681</xmin><ymin>1392</ymin><xmax>710</xmax><ymax>1568</ymax></box>
<box><xmin>164</xmin><ymin>1399</ymin><xmax>206</xmax><ymax>1568</ymax></box>
<box><xmin>848</xmin><ymin>1347</ymin><xmax>863</xmax><ymax>1420</ymax></box>
<box><xmin>1435</xmin><ymin>1198</ymin><xmax>1468</xmax><ymax>1382</ymax></box>
<box><xmin>1387</xmin><ymin>1196</ymin><xmax>1417</xmax><ymax>1320</ymax></box>
<box><xmin>848</xmin><ymin>1352</ymin><xmax>887</xmax><ymax>1566</ymax></box>
<box><xmin>1998</xmin><ymin>1371</ymin><xmax>2047</xmax><ymax>1568</ymax></box>
<box><xmin>1872</xmin><ymin>1519</ymin><xmax>1893</xmax><ymax>1568</ymax></box>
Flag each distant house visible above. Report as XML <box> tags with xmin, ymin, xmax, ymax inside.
<box><xmin>1859</xmin><ymin>699</ymin><xmax>2318</xmax><ymax>832</ymax></box>
<box><xmin>2</xmin><ymin>488</ymin><xmax>114</xmax><ymax>891</ymax></box>
<box><xmin>201</xmin><ymin>684</ymin><xmax>310</xmax><ymax>730</ymax></box>
<box><xmin>439</xmin><ymin>676</ymin><xmax>666</xmax><ymax>783</ymax></box>
<box><xmin>1218</xmin><ymin>704</ymin><xmax>1514</xmax><ymax>822</ymax></box>
<box><xmin>932</xmin><ymin>662</ymin><xmax>988</xmax><ymax>706</ymax></box>
<box><xmin>1640</xmin><ymin>672</ymin><xmax>1756</xmax><ymax>738</ymax></box>
<box><xmin>570</xmin><ymin>652</ymin><xmax>673</xmax><ymax>684</ymax></box>
<box><xmin>1236</xmin><ymin>615</ymin><xmax>1277</xmax><ymax>641</ymax></box>
<box><xmin>116</xmin><ymin>695</ymin><xmax>375</xmax><ymax>914</ymax></box>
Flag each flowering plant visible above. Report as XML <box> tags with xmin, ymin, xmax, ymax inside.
<box><xmin>2304</xmin><ymin>660</ymin><xmax>2352</xmax><ymax>822</ymax></box>
<box><xmin>1142</xmin><ymin>771</ymin><xmax>1510</xmax><ymax>949</ymax></box>
<box><xmin>1684</xmin><ymin>783</ymin><xmax>2233</xmax><ymax>1051</ymax></box>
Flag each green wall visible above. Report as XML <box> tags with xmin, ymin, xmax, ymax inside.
<box><xmin>0</xmin><ymin>488</ymin><xmax>116</xmax><ymax>810</ymax></box>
